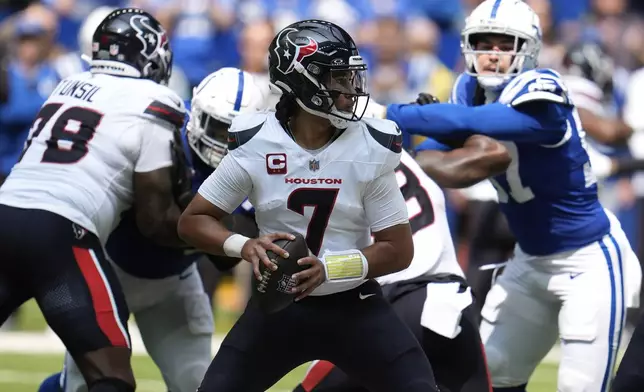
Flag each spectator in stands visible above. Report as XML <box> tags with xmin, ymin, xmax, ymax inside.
<box><xmin>583</xmin><ymin>0</ymin><xmax>644</xmax><ymax>71</ymax></box>
<box><xmin>368</xmin><ymin>16</ymin><xmax>410</xmax><ymax>104</ymax></box>
<box><xmin>404</xmin><ymin>17</ymin><xmax>455</xmax><ymax>149</ymax></box>
<box><xmin>406</xmin><ymin>18</ymin><xmax>453</xmax><ymax>105</ymax></box>
<box><xmin>40</xmin><ymin>0</ymin><xmax>126</xmax><ymax>51</ymax></box>
<box><xmin>0</xmin><ymin>0</ymin><xmax>36</xmax><ymax>23</ymax></box>
<box><xmin>0</xmin><ymin>5</ymin><xmax>62</xmax><ymax>330</ymax></box>
<box><xmin>399</xmin><ymin>0</ymin><xmax>464</xmax><ymax>70</ymax></box>
<box><xmin>526</xmin><ymin>0</ymin><xmax>566</xmax><ymax>70</ymax></box>
<box><xmin>239</xmin><ymin>19</ymin><xmax>277</xmax><ymax>108</ymax></box>
<box><xmin>151</xmin><ymin>0</ymin><xmax>237</xmax><ymax>88</ymax></box>
<box><xmin>0</xmin><ymin>6</ymin><xmax>61</xmax><ymax>186</ymax></box>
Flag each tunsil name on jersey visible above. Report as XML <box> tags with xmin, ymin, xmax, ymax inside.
<box><xmin>284</xmin><ymin>178</ymin><xmax>342</xmax><ymax>184</ymax></box>
<box><xmin>52</xmin><ymin>79</ymin><xmax>101</xmax><ymax>103</ymax></box>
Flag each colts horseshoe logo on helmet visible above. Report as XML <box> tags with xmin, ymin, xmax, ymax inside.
<box><xmin>273</xmin><ymin>27</ymin><xmax>319</xmax><ymax>75</ymax></box>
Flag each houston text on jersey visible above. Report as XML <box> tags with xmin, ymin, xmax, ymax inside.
<box><xmin>284</xmin><ymin>178</ymin><xmax>342</xmax><ymax>184</ymax></box>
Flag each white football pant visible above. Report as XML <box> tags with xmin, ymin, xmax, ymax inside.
<box><xmin>480</xmin><ymin>214</ymin><xmax>640</xmax><ymax>392</ymax></box>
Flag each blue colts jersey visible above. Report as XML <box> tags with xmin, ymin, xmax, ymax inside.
<box><xmin>451</xmin><ymin>70</ymin><xmax>610</xmax><ymax>255</ymax></box>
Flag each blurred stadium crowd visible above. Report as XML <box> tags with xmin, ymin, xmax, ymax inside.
<box><xmin>3</xmin><ymin>0</ymin><xmax>644</xmax><ymax>320</ymax></box>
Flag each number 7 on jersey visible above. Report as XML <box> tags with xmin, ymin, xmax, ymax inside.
<box><xmin>287</xmin><ymin>188</ymin><xmax>339</xmax><ymax>256</ymax></box>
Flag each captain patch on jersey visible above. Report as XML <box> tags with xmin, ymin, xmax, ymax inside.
<box><xmin>198</xmin><ymin>111</ymin><xmax>408</xmax><ymax>296</ymax></box>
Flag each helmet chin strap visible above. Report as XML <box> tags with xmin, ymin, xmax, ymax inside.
<box><xmin>294</xmin><ymin>97</ymin><xmax>350</xmax><ymax>129</ymax></box>
<box><xmin>477</xmin><ymin>74</ymin><xmax>510</xmax><ymax>92</ymax></box>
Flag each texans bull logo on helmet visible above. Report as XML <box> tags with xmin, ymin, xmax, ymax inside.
<box><xmin>273</xmin><ymin>27</ymin><xmax>319</xmax><ymax>75</ymax></box>
<box><xmin>129</xmin><ymin>14</ymin><xmax>169</xmax><ymax>60</ymax></box>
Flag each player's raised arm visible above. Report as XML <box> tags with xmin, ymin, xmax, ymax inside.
<box><xmin>385</xmin><ymin>98</ymin><xmax>568</xmax><ymax>144</ymax></box>
<box><xmin>415</xmin><ymin>135</ymin><xmax>510</xmax><ymax>188</ymax></box>
<box><xmin>380</xmin><ymin>38</ymin><xmax>575</xmax><ymax>145</ymax></box>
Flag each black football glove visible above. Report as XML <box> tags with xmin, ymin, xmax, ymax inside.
<box><xmin>415</xmin><ymin>93</ymin><xmax>440</xmax><ymax>105</ymax></box>
<box><xmin>170</xmin><ymin>130</ymin><xmax>193</xmax><ymax>210</ymax></box>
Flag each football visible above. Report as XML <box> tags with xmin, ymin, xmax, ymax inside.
<box><xmin>251</xmin><ymin>232</ymin><xmax>310</xmax><ymax>314</ymax></box>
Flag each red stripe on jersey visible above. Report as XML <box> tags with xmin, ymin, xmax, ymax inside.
<box><xmin>72</xmin><ymin>247</ymin><xmax>128</xmax><ymax>347</ymax></box>
<box><xmin>301</xmin><ymin>360</ymin><xmax>335</xmax><ymax>391</ymax></box>
<box><xmin>144</xmin><ymin>100</ymin><xmax>185</xmax><ymax>128</ymax></box>
<box><xmin>480</xmin><ymin>340</ymin><xmax>493</xmax><ymax>392</ymax></box>
<box><xmin>146</xmin><ymin>106</ymin><xmax>183</xmax><ymax>125</ymax></box>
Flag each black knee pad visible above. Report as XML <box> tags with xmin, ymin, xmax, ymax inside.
<box><xmin>88</xmin><ymin>378</ymin><xmax>134</xmax><ymax>392</ymax></box>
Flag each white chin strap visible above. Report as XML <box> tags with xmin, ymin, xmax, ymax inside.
<box><xmin>476</xmin><ymin>75</ymin><xmax>511</xmax><ymax>91</ymax></box>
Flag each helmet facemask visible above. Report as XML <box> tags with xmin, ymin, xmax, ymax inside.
<box><xmin>186</xmin><ymin>107</ymin><xmax>230</xmax><ymax>170</ymax></box>
<box><xmin>273</xmin><ymin>56</ymin><xmax>370</xmax><ymax>129</ymax></box>
<box><xmin>304</xmin><ymin>65</ymin><xmax>369</xmax><ymax>128</ymax></box>
<box><xmin>462</xmin><ymin>29</ymin><xmax>539</xmax><ymax>91</ymax></box>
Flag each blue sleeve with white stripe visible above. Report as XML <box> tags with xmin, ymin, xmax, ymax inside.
<box><xmin>387</xmin><ymin>69</ymin><xmax>572</xmax><ymax>143</ymax></box>
<box><xmin>386</xmin><ymin>101</ymin><xmax>568</xmax><ymax>143</ymax></box>
<box><xmin>498</xmin><ymin>69</ymin><xmax>572</xmax><ymax>108</ymax></box>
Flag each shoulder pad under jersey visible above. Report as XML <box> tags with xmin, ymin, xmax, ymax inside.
<box><xmin>449</xmin><ymin>73</ymin><xmax>479</xmax><ymax>105</ymax></box>
<box><xmin>499</xmin><ymin>69</ymin><xmax>571</xmax><ymax>107</ymax></box>
<box><xmin>361</xmin><ymin>117</ymin><xmax>403</xmax><ymax>175</ymax></box>
<box><xmin>362</xmin><ymin>117</ymin><xmax>403</xmax><ymax>154</ymax></box>
<box><xmin>142</xmin><ymin>85</ymin><xmax>187</xmax><ymax>129</ymax></box>
<box><xmin>227</xmin><ymin>111</ymin><xmax>269</xmax><ymax>151</ymax></box>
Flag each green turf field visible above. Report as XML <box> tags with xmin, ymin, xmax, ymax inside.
<box><xmin>0</xmin><ymin>353</ymin><xmax>559</xmax><ymax>391</ymax></box>
<box><xmin>0</xmin><ymin>299</ymin><xmax>562</xmax><ymax>391</ymax></box>
<box><xmin>0</xmin><ymin>353</ymin><xmax>313</xmax><ymax>392</ymax></box>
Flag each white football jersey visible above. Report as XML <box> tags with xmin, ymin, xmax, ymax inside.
<box><xmin>0</xmin><ymin>72</ymin><xmax>185</xmax><ymax>243</ymax></box>
<box><xmin>199</xmin><ymin>111</ymin><xmax>409</xmax><ymax>295</ymax></box>
<box><xmin>562</xmin><ymin>74</ymin><xmax>606</xmax><ymax>117</ymax></box>
<box><xmin>377</xmin><ymin>150</ymin><xmax>464</xmax><ymax>285</ymax></box>
<box><xmin>562</xmin><ymin>74</ymin><xmax>622</xmax><ymax>181</ymax></box>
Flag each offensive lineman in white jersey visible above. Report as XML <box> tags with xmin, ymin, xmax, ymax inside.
<box><xmin>295</xmin><ymin>136</ymin><xmax>511</xmax><ymax>391</ymax></box>
<box><xmin>178</xmin><ymin>20</ymin><xmax>439</xmax><ymax>392</ymax></box>
<box><xmin>0</xmin><ymin>9</ymin><xmax>188</xmax><ymax>392</ymax></box>
<box><xmin>42</xmin><ymin>68</ymin><xmax>267</xmax><ymax>392</ymax></box>
<box><xmin>560</xmin><ymin>42</ymin><xmax>633</xmax><ymax>148</ymax></box>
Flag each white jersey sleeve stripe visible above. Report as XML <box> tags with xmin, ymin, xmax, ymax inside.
<box><xmin>511</xmin><ymin>91</ymin><xmax>567</xmax><ymax>106</ymax></box>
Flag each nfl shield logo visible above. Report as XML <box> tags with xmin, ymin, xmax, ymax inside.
<box><xmin>109</xmin><ymin>44</ymin><xmax>119</xmax><ymax>56</ymax></box>
<box><xmin>277</xmin><ymin>274</ymin><xmax>295</xmax><ymax>294</ymax></box>
<box><xmin>309</xmin><ymin>159</ymin><xmax>319</xmax><ymax>172</ymax></box>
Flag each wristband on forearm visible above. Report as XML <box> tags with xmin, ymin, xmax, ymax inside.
<box><xmin>320</xmin><ymin>249</ymin><xmax>369</xmax><ymax>283</ymax></box>
<box><xmin>222</xmin><ymin>234</ymin><xmax>250</xmax><ymax>258</ymax></box>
